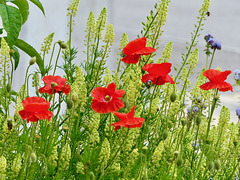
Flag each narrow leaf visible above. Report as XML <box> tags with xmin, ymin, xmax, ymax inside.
<box><xmin>12</xmin><ymin>0</ymin><xmax>30</xmax><ymax>24</ymax></box>
<box><xmin>11</xmin><ymin>46</ymin><xmax>20</xmax><ymax>70</ymax></box>
<box><xmin>29</xmin><ymin>0</ymin><xmax>45</xmax><ymax>15</ymax></box>
<box><xmin>0</xmin><ymin>4</ymin><xmax>22</xmax><ymax>47</ymax></box>
<box><xmin>14</xmin><ymin>39</ymin><xmax>45</xmax><ymax>75</ymax></box>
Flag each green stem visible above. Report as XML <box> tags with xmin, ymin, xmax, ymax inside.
<box><xmin>23</xmin><ymin>65</ymin><xmax>31</xmax><ymax>98</ymax></box>
<box><xmin>47</xmin><ymin>42</ymin><xmax>57</xmax><ymax>75</ymax></box>
<box><xmin>53</xmin><ymin>46</ymin><xmax>62</xmax><ymax>76</ymax></box>
<box><xmin>206</xmin><ymin>89</ymin><xmax>218</xmax><ymax>138</ymax></box>
<box><xmin>208</xmin><ymin>48</ymin><xmax>216</xmax><ymax>69</ymax></box>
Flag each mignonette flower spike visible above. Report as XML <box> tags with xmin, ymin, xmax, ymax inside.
<box><xmin>200</xmin><ymin>69</ymin><xmax>233</xmax><ymax>92</ymax></box>
<box><xmin>121</xmin><ymin>37</ymin><xmax>156</xmax><ymax>64</ymax></box>
<box><xmin>141</xmin><ymin>62</ymin><xmax>175</xmax><ymax>85</ymax></box>
<box><xmin>111</xmin><ymin>106</ymin><xmax>145</xmax><ymax>131</ymax></box>
<box><xmin>39</xmin><ymin>75</ymin><xmax>71</xmax><ymax>95</ymax></box>
<box><xmin>19</xmin><ymin>97</ymin><xmax>53</xmax><ymax>123</ymax></box>
<box><xmin>91</xmin><ymin>82</ymin><xmax>125</xmax><ymax>114</ymax></box>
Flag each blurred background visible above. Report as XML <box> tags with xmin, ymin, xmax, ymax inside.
<box><xmin>12</xmin><ymin>0</ymin><xmax>240</xmax><ymax>122</ymax></box>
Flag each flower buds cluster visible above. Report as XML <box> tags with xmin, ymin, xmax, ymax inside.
<box><xmin>204</xmin><ymin>34</ymin><xmax>221</xmax><ymax>50</ymax></box>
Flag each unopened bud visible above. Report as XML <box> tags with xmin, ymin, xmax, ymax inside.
<box><xmin>71</xmin><ymin>93</ymin><xmax>78</xmax><ymax>102</ymax></box>
<box><xmin>7</xmin><ymin>118</ymin><xmax>13</xmax><ymax>131</ymax></box>
<box><xmin>196</xmin><ymin>115</ymin><xmax>202</xmax><ymax>125</ymax></box>
<box><xmin>61</xmin><ymin>43</ymin><xmax>67</xmax><ymax>49</ymax></box>
<box><xmin>207</xmin><ymin>161</ymin><xmax>214</xmax><ymax>170</ymax></box>
<box><xmin>162</xmin><ymin>130</ymin><xmax>169</xmax><ymax>140</ymax></box>
<box><xmin>67</xmin><ymin>99</ymin><xmax>74</xmax><ymax>109</ymax></box>
<box><xmin>6</xmin><ymin>83</ymin><xmax>11</xmax><ymax>93</ymax></box>
<box><xmin>170</xmin><ymin>92</ymin><xmax>177</xmax><ymax>102</ymax></box>
<box><xmin>176</xmin><ymin>157</ymin><xmax>183</xmax><ymax>167</ymax></box>
<box><xmin>29</xmin><ymin>56</ymin><xmax>36</xmax><ymax>65</ymax></box>
<box><xmin>30</xmin><ymin>152</ymin><xmax>37</xmax><ymax>163</ymax></box>
<box><xmin>142</xmin><ymin>146</ymin><xmax>148</xmax><ymax>155</ymax></box>
<box><xmin>41</xmin><ymin>167</ymin><xmax>47</xmax><ymax>177</ymax></box>
<box><xmin>205</xmin><ymin>138</ymin><xmax>211</xmax><ymax>144</ymax></box>
<box><xmin>9</xmin><ymin>49</ymin><xmax>15</xmax><ymax>56</ymax></box>
<box><xmin>181</xmin><ymin>119</ymin><xmax>186</xmax><ymax>126</ymax></box>
<box><xmin>174</xmin><ymin>151</ymin><xmax>180</xmax><ymax>157</ymax></box>
<box><xmin>233</xmin><ymin>139</ymin><xmax>238</xmax><ymax>147</ymax></box>
<box><xmin>57</xmin><ymin>40</ymin><xmax>63</xmax><ymax>45</ymax></box>
<box><xmin>214</xmin><ymin>159</ymin><xmax>221</xmax><ymax>170</ymax></box>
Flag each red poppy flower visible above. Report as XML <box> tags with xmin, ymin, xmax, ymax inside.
<box><xmin>141</xmin><ymin>63</ymin><xmax>175</xmax><ymax>85</ymax></box>
<box><xmin>19</xmin><ymin>97</ymin><xmax>53</xmax><ymax>123</ymax></box>
<box><xmin>39</xmin><ymin>75</ymin><xmax>70</xmax><ymax>95</ymax></box>
<box><xmin>200</xmin><ymin>69</ymin><xmax>233</xmax><ymax>92</ymax></box>
<box><xmin>91</xmin><ymin>82</ymin><xmax>125</xmax><ymax>114</ymax></box>
<box><xmin>111</xmin><ymin>106</ymin><xmax>145</xmax><ymax>131</ymax></box>
<box><xmin>121</xmin><ymin>37</ymin><xmax>156</xmax><ymax>64</ymax></box>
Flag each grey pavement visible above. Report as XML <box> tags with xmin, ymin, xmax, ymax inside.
<box><xmin>13</xmin><ymin>0</ymin><xmax>240</xmax><ymax>122</ymax></box>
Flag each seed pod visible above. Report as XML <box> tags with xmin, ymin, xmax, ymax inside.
<box><xmin>176</xmin><ymin>157</ymin><xmax>183</xmax><ymax>167</ymax></box>
<box><xmin>162</xmin><ymin>130</ymin><xmax>169</xmax><ymax>140</ymax></box>
<box><xmin>7</xmin><ymin>118</ymin><xmax>13</xmax><ymax>131</ymax></box>
<box><xmin>214</xmin><ymin>159</ymin><xmax>221</xmax><ymax>170</ymax></box>
<box><xmin>196</xmin><ymin>115</ymin><xmax>202</xmax><ymax>125</ymax></box>
<box><xmin>207</xmin><ymin>161</ymin><xmax>214</xmax><ymax>170</ymax></box>
<box><xmin>170</xmin><ymin>92</ymin><xmax>177</xmax><ymax>102</ymax></box>
<box><xmin>67</xmin><ymin>99</ymin><xmax>74</xmax><ymax>109</ymax></box>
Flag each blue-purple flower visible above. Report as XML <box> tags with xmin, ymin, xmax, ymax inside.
<box><xmin>204</xmin><ymin>34</ymin><xmax>221</xmax><ymax>50</ymax></box>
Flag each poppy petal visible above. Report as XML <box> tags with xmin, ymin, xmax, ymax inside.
<box><xmin>123</xmin><ymin>37</ymin><xmax>147</xmax><ymax>55</ymax></box>
<box><xmin>142</xmin><ymin>63</ymin><xmax>172</xmax><ymax>76</ymax></box>
<box><xmin>121</xmin><ymin>55</ymin><xmax>140</xmax><ymax>64</ymax></box>
<box><xmin>134</xmin><ymin>47</ymin><xmax>156</xmax><ymax>55</ymax></box>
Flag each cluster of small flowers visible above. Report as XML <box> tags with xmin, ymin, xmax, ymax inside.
<box><xmin>204</xmin><ymin>34</ymin><xmax>221</xmax><ymax>50</ymax></box>
<box><xmin>234</xmin><ymin>68</ymin><xmax>240</xmax><ymax>82</ymax></box>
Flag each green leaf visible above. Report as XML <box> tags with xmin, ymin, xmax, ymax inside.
<box><xmin>12</xmin><ymin>0</ymin><xmax>30</xmax><ymax>25</ymax></box>
<box><xmin>14</xmin><ymin>39</ymin><xmax>45</xmax><ymax>75</ymax></box>
<box><xmin>29</xmin><ymin>0</ymin><xmax>45</xmax><ymax>15</ymax></box>
<box><xmin>0</xmin><ymin>4</ymin><xmax>22</xmax><ymax>47</ymax></box>
<box><xmin>11</xmin><ymin>46</ymin><xmax>20</xmax><ymax>70</ymax></box>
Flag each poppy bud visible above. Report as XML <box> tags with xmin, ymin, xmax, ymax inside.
<box><xmin>57</xmin><ymin>40</ymin><xmax>63</xmax><ymax>45</ymax></box>
<box><xmin>142</xmin><ymin>146</ymin><xmax>148</xmax><ymax>155</ymax></box>
<box><xmin>196</xmin><ymin>115</ymin><xmax>202</xmax><ymax>125</ymax></box>
<box><xmin>61</xmin><ymin>43</ymin><xmax>68</xmax><ymax>49</ymax></box>
<box><xmin>67</xmin><ymin>99</ymin><xmax>74</xmax><ymax>109</ymax></box>
<box><xmin>207</xmin><ymin>161</ymin><xmax>214</xmax><ymax>170</ymax></box>
<box><xmin>30</xmin><ymin>152</ymin><xmax>37</xmax><ymax>163</ymax></box>
<box><xmin>9</xmin><ymin>49</ymin><xmax>15</xmax><ymax>56</ymax></box>
<box><xmin>29</xmin><ymin>56</ymin><xmax>36</xmax><ymax>65</ymax></box>
<box><xmin>181</xmin><ymin>119</ymin><xmax>186</xmax><ymax>126</ymax></box>
<box><xmin>205</xmin><ymin>138</ymin><xmax>211</xmax><ymax>144</ymax></box>
<box><xmin>162</xmin><ymin>130</ymin><xmax>169</xmax><ymax>140</ymax></box>
<box><xmin>6</xmin><ymin>83</ymin><xmax>11</xmax><ymax>93</ymax></box>
<box><xmin>170</xmin><ymin>92</ymin><xmax>177</xmax><ymax>102</ymax></box>
<box><xmin>7</xmin><ymin>118</ymin><xmax>13</xmax><ymax>131</ymax></box>
<box><xmin>214</xmin><ymin>159</ymin><xmax>221</xmax><ymax>170</ymax></box>
<box><xmin>62</xmin><ymin>125</ymin><xmax>69</xmax><ymax>132</ymax></box>
<box><xmin>174</xmin><ymin>151</ymin><xmax>180</xmax><ymax>157</ymax></box>
<box><xmin>71</xmin><ymin>93</ymin><xmax>78</xmax><ymax>102</ymax></box>
<box><xmin>176</xmin><ymin>157</ymin><xmax>183</xmax><ymax>167</ymax></box>
<box><xmin>35</xmin><ymin>135</ymin><xmax>41</xmax><ymax>143</ymax></box>
<box><xmin>233</xmin><ymin>139</ymin><xmax>238</xmax><ymax>147</ymax></box>
<box><xmin>41</xmin><ymin>167</ymin><xmax>47</xmax><ymax>177</ymax></box>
